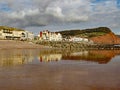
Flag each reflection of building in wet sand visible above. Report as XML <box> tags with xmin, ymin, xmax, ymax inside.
<box><xmin>71</xmin><ymin>51</ymin><xmax>88</xmax><ymax>56</ymax></box>
<box><xmin>0</xmin><ymin>51</ymin><xmax>34</xmax><ymax>66</ymax></box>
<box><xmin>39</xmin><ymin>54</ymin><xmax>62</xmax><ymax>62</ymax></box>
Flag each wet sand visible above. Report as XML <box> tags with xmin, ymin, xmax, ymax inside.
<box><xmin>0</xmin><ymin>62</ymin><xmax>120</xmax><ymax>90</ymax></box>
<box><xmin>0</xmin><ymin>44</ymin><xmax>120</xmax><ymax>90</ymax></box>
<box><xmin>0</xmin><ymin>40</ymin><xmax>46</xmax><ymax>49</ymax></box>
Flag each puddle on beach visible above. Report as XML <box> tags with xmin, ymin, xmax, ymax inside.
<box><xmin>0</xmin><ymin>49</ymin><xmax>120</xmax><ymax>90</ymax></box>
<box><xmin>0</xmin><ymin>49</ymin><xmax>120</xmax><ymax>66</ymax></box>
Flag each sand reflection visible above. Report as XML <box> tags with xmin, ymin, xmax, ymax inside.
<box><xmin>0</xmin><ymin>49</ymin><xmax>34</xmax><ymax>66</ymax></box>
<box><xmin>0</xmin><ymin>49</ymin><xmax>120</xmax><ymax>66</ymax></box>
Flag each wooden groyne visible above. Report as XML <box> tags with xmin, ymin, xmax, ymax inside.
<box><xmin>89</xmin><ymin>44</ymin><xmax>120</xmax><ymax>50</ymax></box>
<box><xmin>36</xmin><ymin>41</ymin><xmax>120</xmax><ymax>50</ymax></box>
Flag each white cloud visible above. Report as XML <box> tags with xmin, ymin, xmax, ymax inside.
<box><xmin>0</xmin><ymin>0</ymin><xmax>120</xmax><ymax>33</ymax></box>
<box><xmin>45</xmin><ymin>6</ymin><xmax>64</xmax><ymax>18</ymax></box>
<box><xmin>9</xmin><ymin>9</ymin><xmax>40</xmax><ymax>19</ymax></box>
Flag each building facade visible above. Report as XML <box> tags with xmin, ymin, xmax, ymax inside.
<box><xmin>69</xmin><ymin>37</ymin><xmax>89</xmax><ymax>42</ymax></box>
<box><xmin>0</xmin><ymin>29</ymin><xmax>34</xmax><ymax>41</ymax></box>
<box><xmin>39</xmin><ymin>30</ymin><xmax>62</xmax><ymax>41</ymax></box>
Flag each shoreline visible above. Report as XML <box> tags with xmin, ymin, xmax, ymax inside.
<box><xmin>1</xmin><ymin>40</ymin><xmax>120</xmax><ymax>50</ymax></box>
<box><xmin>0</xmin><ymin>40</ymin><xmax>49</xmax><ymax>49</ymax></box>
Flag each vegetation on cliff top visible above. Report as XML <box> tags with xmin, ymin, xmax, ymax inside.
<box><xmin>0</xmin><ymin>26</ymin><xmax>24</xmax><ymax>31</ymax></box>
<box><xmin>58</xmin><ymin>27</ymin><xmax>111</xmax><ymax>38</ymax></box>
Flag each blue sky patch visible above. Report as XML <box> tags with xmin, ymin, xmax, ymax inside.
<box><xmin>92</xmin><ymin>0</ymin><xmax>105</xmax><ymax>3</ymax></box>
<box><xmin>0</xmin><ymin>3</ymin><xmax>11</xmax><ymax>12</ymax></box>
<box><xmin>117</xmin><ymin>0</ymin><xmax>120</xmax><ymax>8</ymax></box>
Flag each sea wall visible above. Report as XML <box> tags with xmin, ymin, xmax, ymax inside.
<box><xmin>36</xmin><ymin>41</ymin><xmax>120</xmax><ymax>50</ymax></box>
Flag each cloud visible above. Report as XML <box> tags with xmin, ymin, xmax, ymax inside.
<box><xmin>45</xmin><ymin>6</ymin><xmax>64</xmax><ymax>18</ymax></box>
<box><xmin>9</xmin><ymin>9</ymin><xmax>40</xmax><ymax>19</ymax></box>
<box><xmin>0</xmin><ymin>0</ymin><xmax>91</xmax><ymax>27</ymax></box>
<box><xmin>0</xmin><ymin>0</ymin><xmax>120</xmax><ymax>33</ymax></box>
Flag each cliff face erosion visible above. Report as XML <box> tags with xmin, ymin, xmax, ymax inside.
<box><xmin>90</xmin><ymin>32</ymin><xmax>120</xmax><ymax>44</ymax></box>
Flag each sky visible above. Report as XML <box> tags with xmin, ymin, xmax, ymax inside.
<box><xmin>0</xmin><ymin>0</ymin><xmax>120</xmax><ymax>35</ymax></box>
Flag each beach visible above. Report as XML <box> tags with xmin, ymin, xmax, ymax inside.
<box><xmin>0</xmin><ymin>61</ymin><xmax>120</xmax><ymax>90</ymax></box>
<box><xmin>0</xmin><ymin>46</ymin><xmax>120</xmax><ymax>90</ymax></box>
<box><xmin>0</xmin><ymin>40</ymin><xmax>46</xmax><ymax>49</ymax></box>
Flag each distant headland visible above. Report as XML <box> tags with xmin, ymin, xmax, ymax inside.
<box><xmin>57</xmin><ymin>27</ymin><xmax>120</xmax><ymax>45</ymax></box>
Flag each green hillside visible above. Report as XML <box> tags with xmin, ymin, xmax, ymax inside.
<box><xmin>58</xmin><ymin>27</ymin><xmax>111</xmax><ymax>38</ymax></box>
<box><xmin>0</xmin><ymin>26</ymin><xmax>24</xmax><ymax>31</ymax></box>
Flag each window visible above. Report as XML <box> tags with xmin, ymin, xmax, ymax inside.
<box><xmin>3</xmin><ymin>29</ymin><xmax>12</xmax><ymax>34</ymax></box>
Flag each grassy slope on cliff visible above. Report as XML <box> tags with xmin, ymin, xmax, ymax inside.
<box><xmin>58</xmin><ymin>27</ymin><xmax>111</xmax><ymax>38</ymax></box>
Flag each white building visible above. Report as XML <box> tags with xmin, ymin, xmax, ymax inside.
<box><xmin>69</xmin><ymin>37</ymin><xmax>89</xmax><ymax>42</ymax></box>
<box><xmin>0</xmin><ymin>28</ymin><xmax>34</xmax><ymax>41</ymax></box>
<box><xmin>13</xmin><ymin>30</ymin><xmax>25</xmax><ymax>39</ymax></box>
<box><xmin>24</xmin><ymin>31</ymin><xmax>34</xmax><ymax>41</ymax></box>
<box><xmin>39</xmin><ymin>30</ymin><xmax>62</xmax><ymax>41</ymax></box>
<box><xmin>0</xmin><ymin>29</ymin><xmax>13</xmax><ymax>39</ymax></box>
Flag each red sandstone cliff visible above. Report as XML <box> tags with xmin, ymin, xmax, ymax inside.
<box><xmin>90</xmin><ymin>32</ymin><xmax>120</xmax><ymax>44</ymax></box>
